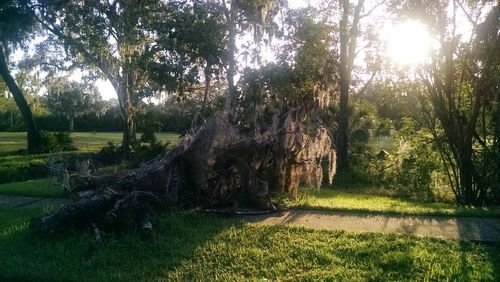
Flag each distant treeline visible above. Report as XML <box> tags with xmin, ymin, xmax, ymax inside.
<box><xmin>0</xmin><ymin>104</ymin><xmax>194</xmax><ymax>133</ymax></box>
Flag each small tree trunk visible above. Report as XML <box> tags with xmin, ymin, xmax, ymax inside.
<box><xmin>457</xmin><ymin>142</ymin><xmax>476</xmax><ymax>205</ymax></box>
<box><xmin>115</xmin><ymin>73</ymin><xmax>136</xmax><ymax>161</ymax></box>
<box><xmin>0</xmin><ymin>47</ymin><xmax>42</xmax><ymax>152</ymax></box>
<box><xmin>336</xmin><ymin>0</ymin><xmax>351</xmax><ymax>170</ymax></box>
<box><xmin>223</xmin><ymin>1</ymin><xmax>238</xmax><ymax>123</ymax></box>
<box><xmin>122</xmin><ymin>110</ymin><xmax>135</xmax><ymax>161</ymax></box>
<box><xmin>69</xmin><ymin>116</ymin><xmax>74</xmax><ymax>132</ymax></box>
<box><xmin>202</xmin><ymin>66</ymin><xmax>212</xmax><ymax>112</ymax></box>
<box><xmin>10</xmin><ymin>108</ymin><xmax>13</xmax><ymax>128</ymax></box>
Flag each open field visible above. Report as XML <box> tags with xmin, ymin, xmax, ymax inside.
<box><xmin>0</xmin><ymin>132</ymin><xmax>180</xmax><ymax>184</ymax></box>
<box><xmin>0</xmin><ymin>131</ymin><xmax>180</xmax><ymax>155</ymax></box>
<box><xmin>0</xmin><ymin>206</ymin><xmax>498</xmax><ymax>281</ymax></box>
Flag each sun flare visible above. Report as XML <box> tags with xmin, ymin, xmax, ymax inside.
<box><xmin>383</xmin><ymin>20</ymin><xmax>434</xmax><ymax>66</ymax></box>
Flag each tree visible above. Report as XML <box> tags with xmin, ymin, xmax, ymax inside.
<box><xmin>0</xmin><ymin>0</ymin><xmax>42</xmax><ymax>152</ymax></box>
<box><xmin>150</xmin><ymin>0</ymin><xmax>228</xmax><ymax>125</ymax></box>
<box><xmin>415</xmin><ymin>1</ymin><xmax>499</xmax><ymax>205</ymax></box>
<box><xmin>220</xmin><ymin>0</ymin><xmax>280</xmax><ymax>122</ymax></box>
<box><xmin>44</xmin><ymin>79</ymin><xmax>102</xmax><ymax>132</ymax></box>
<box><xmin>36</xmin><ymin>0</ymin><xmax>164</xmax><ymax>159</ymax></box>
<box><xmin>336</xmin><ymin>0</ymin><xmax>384</xmax><ymax>170</ymax></box>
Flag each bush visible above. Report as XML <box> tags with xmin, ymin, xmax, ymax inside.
<box><xmin>0</xmin><ymin>155</ymin><xmax>47</xmax><ymax>184</ymax></box>
<box><xmin>96</xmin><ymin>131</ymin><xmax>169</xmax><ymax>166</ymax></box>
<box><xmin>368</xmin><ymin>118</ymin><xmax>451</xmax><ymax>202</ymax></box>
<box><xmin>96</xmin><ymin>141</ymin><xmax>123</xmax><ymax>165</ymax></box>
<box><xmin>40</xmin><ymin>131</ymin><xmax>77</xmax><ymax>152</ymax></box>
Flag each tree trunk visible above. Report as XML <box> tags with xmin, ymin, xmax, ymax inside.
<box><xmin>0</xmin><ymin>47</ymin><xmax>42</xmax><ymax>152</ymax></box>
<box><xmin>336</xmin><ymin>0</ymin><xmax>350</xmax><ymax>170</ymax></box>
<box><xmin>69</xmin><ymin>116</ymin><xmax>74</xmax><ymax>132</ymax></box>
<box><xmin>337</xmin><ymin>80</ymin><xmax>349</xmax><ymax>170</ymax></box>
<box><xmin>10</xmin><ymin>108</ymin><xmax>13</xmax><ymax>128</ymax></box>
<box><xmin>120</xmin><ymin>92</ymin><xmax>135</xmax><ymax>162</ymax></box>
<box><xmin>122</xmin><ymin>114</ymin><xmax>135</xmax><ymax>161</ymax></box>
<box><xmin>202</xmin><ymin>66</ymin><xmax>212</xmax><ymax>112</ymax></box>
<box><xmin>112</xmin><ymin>72</ymin><xmax>136</xmax><ymax>161</ymax></box>
<box><xmin>335</xmin><ymin>0</ymin><xmax>365</xmax><ymax>171</ymax></box>
<box><xmin>457</xmin><ymin>144</ymin><xmax>475</xmax><ymax>205</ymax></box>
<box><xmin>223</xmin><ymin>0</ymin><xmax>238</xmax><ymax>123</ymax></box>
<box><xmin>494</xmin><ymin>91</ymin><xmax>500</xmax><ymax>204</ymax></box>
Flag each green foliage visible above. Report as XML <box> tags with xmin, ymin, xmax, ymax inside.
<box><xmin>40</xmin><ymin>131</ymin><xmax>77</xmax><ymax>152</ymax></box>
<box><xmin>96</xmin><ymin>131</ymin><xmax>170</xmax><ymax>166</ymax></box>
<box><xmin>95</xmin><ymin>141</ymin><xmax>123</xmax><ymax>166</ymax></box>
<box><xmin>43</xmin><ymin>79</ymin><xmax>103</xmax><ymax>131</ymax></box>
<box><xmin>0</xmin><ymin>0</ymin><xmax>35</xmax><ymax>48</ymax></box>
<box><xmin>131</xmin><ymin>130</ymin><xmax>170</xmax><ymax>166</ymax></box>
<box><xmin>376</xmin><ymin>117</ymin><xmax>395</xmax><ymax>136</ymax></box>
<box><xmin>474</xmin><ymin>144</ymin><xmax>500</xmax><ymax>206</ymax></box>
<box><xmin>140</xmin><ymin>128</ymin><xmax>158</xmax><ymax>145</ymax></box>
<box><xmin>368</xmin><ymin>118</ymin><xmax>449</xmax><ymax>202</ymax></box>
<box><xmin>237</xmin><ymin>7</ymin><xmax>338</xmax><ymax>129</ymax></box>
<box><xmin>362</xmin><ymin>79</ymin><xmax>422</xmax><ymax>125</ymax></box>
<box><xmin>0</xmin><ymin>94</ymin><xmax>23</xmax><ymax>131</ymax></box>
<box><xmin>322</xmin><ymin>100</ymin><xmax>379</xmax><ymax>162</ymax></box>
<box><xmin>150</xmin><ymin>0</ymin><xmax>227</xmax><ymax>94</ymax></box>
<box><xmin>0</xmin><ymin>208</ymin><xmax>498</xmax><ymax>281</ymax></box>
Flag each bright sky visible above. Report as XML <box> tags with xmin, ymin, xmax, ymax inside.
<box><xmin>381</xmin><ymin>20</ymin><xmax>436</xmax><ymax>66</ymax></box>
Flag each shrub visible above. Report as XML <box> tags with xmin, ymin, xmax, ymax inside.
<box><xmin>0</xmin><ymin>156</ymin><xmax>47</xmax><ymax>184</ymax></box>
<box><xmin>40</xmin><ymin>131</ymin><xmax>77</xmax><ymax>152</ymax></box>
<box><xmin>96</xmin><ymin>131</ymin><xmax>169</xmax><ymax>166</ymax></box>
<box><xmin>96</xmin><ymin>141</ymin><xmax>123</xmax><ymax>165</ymax></box>
<box><xmin>368</xmin><ymin>118</ymin><xmax>451</xmax><ymax>202</ymax></box>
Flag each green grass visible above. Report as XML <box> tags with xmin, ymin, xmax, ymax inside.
<box><xmin>295</xmin><ymin>188</ymin><xmax>500</xmax><ymax>218</ymax></box>
<box><xmin>0</xmin><ymin>206</ymin><xmax>498</xmax><ymax>281</ymax></box>
<box><xmin>0</xmin><ymin>132</ymin><xmax>180</xmax><ymax>184</ymax></box>
<box><xmin>0</xmin><ymin>178</ymin><xmax>67</xmax><ymax>198</ymax></box>
<box><xmin>0</xmin><ymin>131</ymin><xmax>180</xmax><ymax>155</ymax></box>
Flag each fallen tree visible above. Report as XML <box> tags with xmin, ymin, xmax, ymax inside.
<box><xmin>30</xmin><ymin>110</ymin><xmax>336</xmax><ymax>235</ymax></box>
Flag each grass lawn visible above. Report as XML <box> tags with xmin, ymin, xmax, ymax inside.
<box><xmin>2</xmin><ymin>177</ymin><xmax>500</xmax><ymax>219</ymax></box>
<box><xmin>0</xmin><ymin>131</ymin><xmax>180</xmax><ymax>184</ymax></box>
<box><xmin>0</xmin><ymin>178</ymin><xmax>67</xmax><ymax>198</ymax></box>
<box><xmin>295</xmin><ymin>188</ymin><xmax>500</xmax><ymax>218</ymax></box>
<box><xmin>0</xmin><ymin>206</ymin><xmax>498</xmax><ymax>281</ymax></box>
<box><xmin>0</xmin><ymin>131</ymin><xmax>180</xmax><ymax>155</ymax></box>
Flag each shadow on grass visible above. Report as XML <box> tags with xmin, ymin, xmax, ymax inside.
<box><xmin>488</xmin><ymin>243</ymin><xmax>500</xmax><ymax>281</ymax></box>
<box><xmin>459</xmin><ymin>241</ymin><xmax>500</xmax><ymax>281</ymax></box>
<box><xmin>0</xmin><ymin>206</ymin><xmax>240</xmax><ymax>281</ymax></box>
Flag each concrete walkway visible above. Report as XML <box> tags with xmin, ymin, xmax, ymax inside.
<box><xmin>246</xmin><ymin>210</ymin><xmax>500</xmax><ymax>242</ymax></box>
<box><xmin>0</xmin><ymin>194</ymin><xmax>70</xmax><ymax>209</ymax></box>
